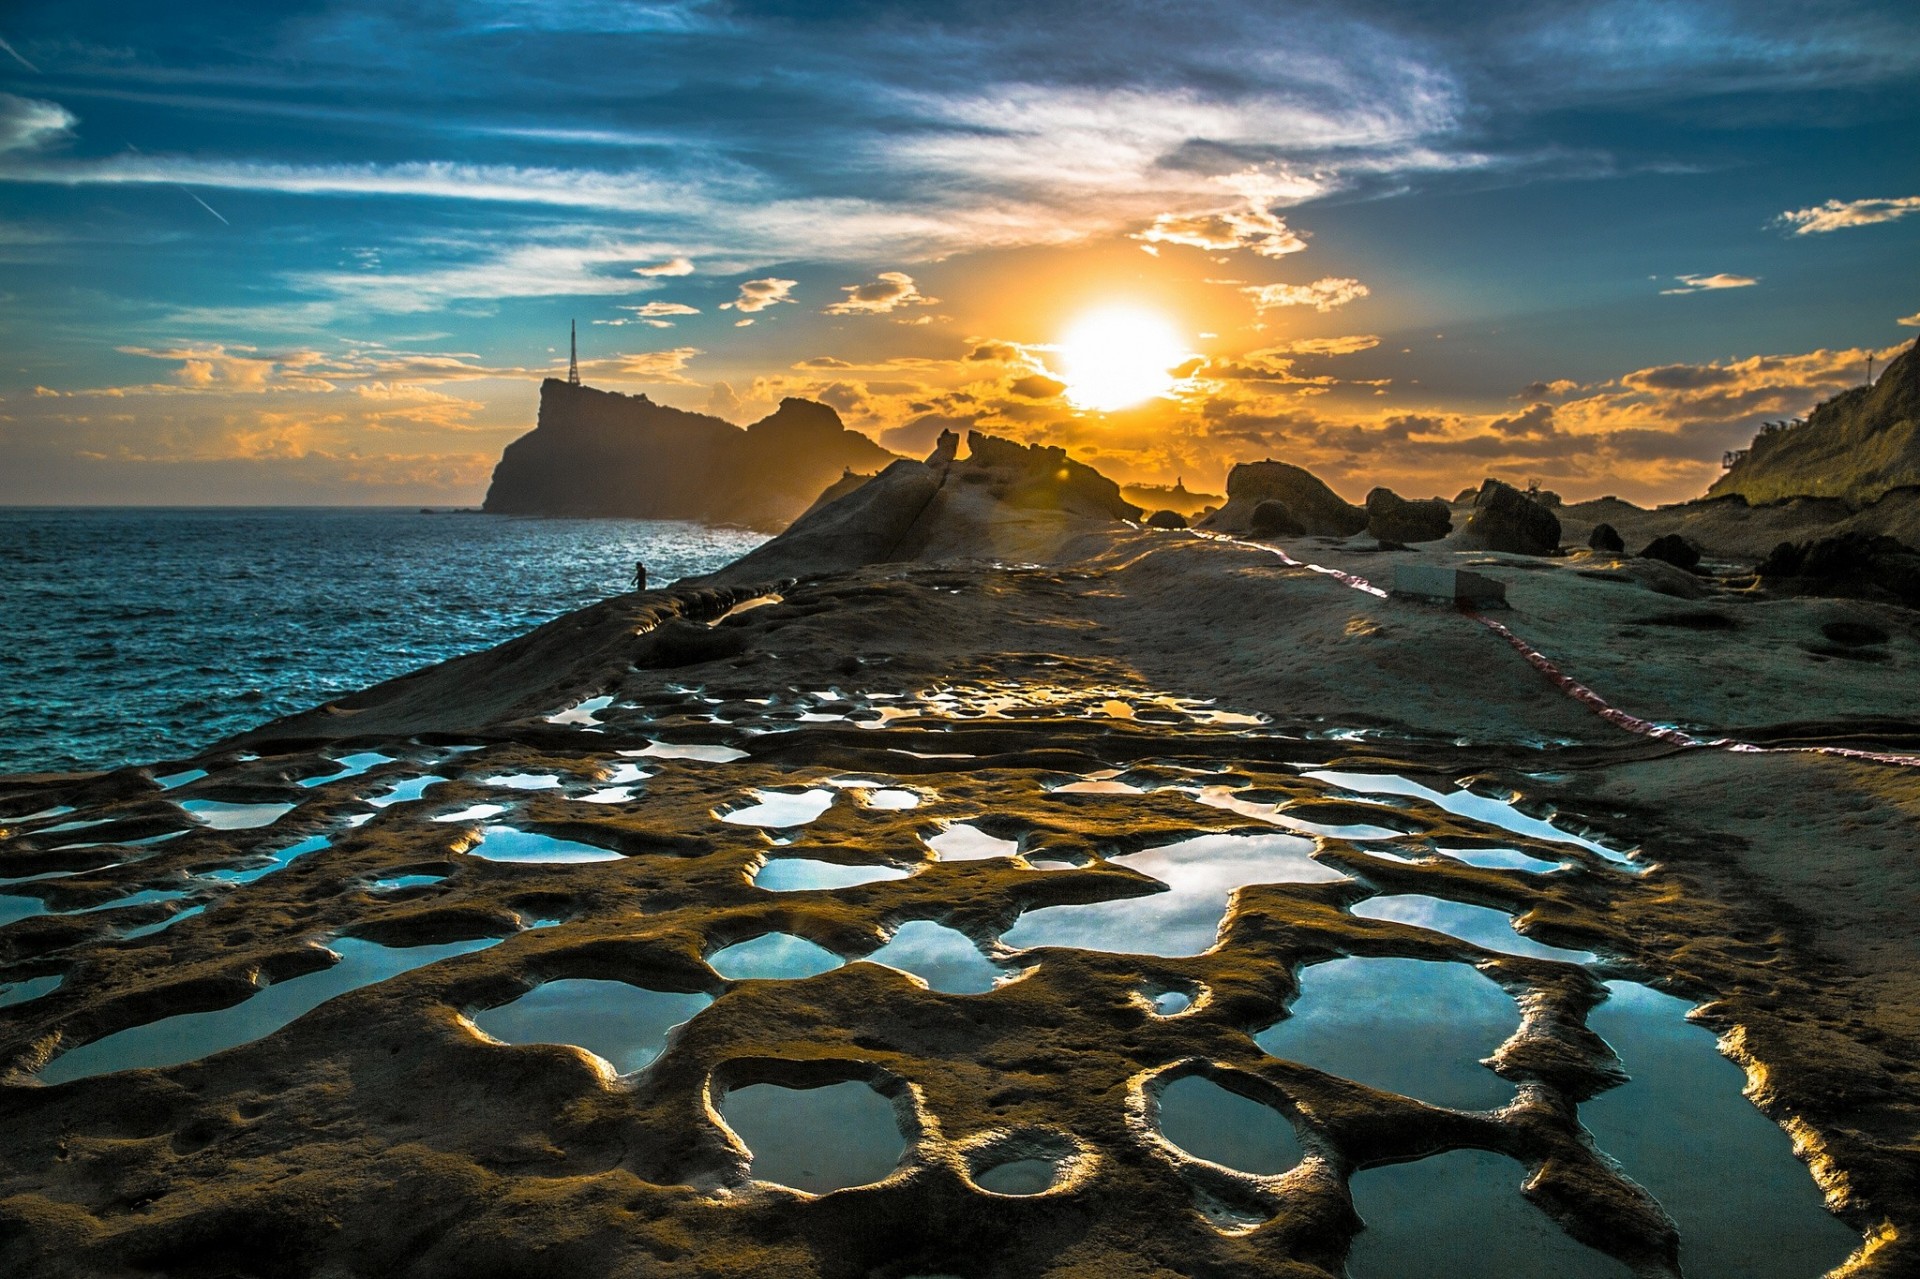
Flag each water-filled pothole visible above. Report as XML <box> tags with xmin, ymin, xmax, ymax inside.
<box><xmin>433</xmin><ymin>804</ymin><xmax>507</xmax><ymax>824</ymax></box>
<box><xmin>481</xmin><ymin>773</ymin><xmax>563</xmax><ymax>792</ymax></box>
<box><xmin>1346</xmin><ymin>1147</ymin><xmax>1629</xmax><ymax>1278</ymax></box>
<box><xmin>179</xmin><ymin>800</ymin><xmax>297</xmax><ymax>831</ymax></box>
<box><xmin>709</xmin><ymin>933</ymin><xmax>845</xmax><ymax>980</ymax></box>
<box><xmin>974</xmin><ymin>1158</ymin><xmax>1061</xmax><ymax>1195</ymax></box>
<box><xmin>860</xmin><ymin>921</ymin><xmax>1007</xmax><ymax>994</ymax></box>
<box><xmin>1001</xmin><ymin>833</ymin><xmax>1347</xmax><ymax>957</ymax></box>
<box><xmin>1350</xmin><ymin>895</ymin><xmax>1597</xmax><ymax>963</ymax></box>
<box><xmin>751</xmin><ymin>858</ymin><xmax>912</xmax><ymax>892</ymax></box>
<box><xmin>36</xmin><ymin>937</ymin><xmax>500</xmax><ymax>1084</ymax></box>
<box><xmin>1155</xmin><ymin>1075</ymin><xmax>1300</xmax><ymax>1176</ymax></box>
<box><xmin>927</xmin><ymin>823</ymin><xmax>1020</xmax><ymax>861</ymax></box>
<box><xmin>1255</xmin><ymin>958</ymin><xmax>1519</xmax><ymax>1110</ymax></box>
<box><xmin>464</xmin><ymin>827</ymin><xmax>623</xmax><ymax>864</ymax></box>
<box><xmin>368</xmin><ymin>776</ymin><xmax>448</xmax><ymax>808</ymax></box>
<box><xmin>1</xmin><ymin>893</ymin><xmax>50</xmax><ymax>927</ymax></box>
<box><xmin>1581</xmin><ymin>982</ymin><xmax>1858</xmax><ymax>1276</ymax></box>
<box><xmin>1194</xmin><ymin>787</ymin><xmax>1407</xmax><ymax>841</ymax></box>
<box><xmin>370</xmin><ymin>874</ymin><xmax>446</xmax><ymax>891</ymax></box>
<box><xmin>300</xmin><ymin>752</ymin><xmax>395</xmax><ymax>788</ymax></box>
<box><xmin>0</xmin><ymin>974</ymin><xmax>62</xmax><ymax>1006</ymax></box>
<box><xmin>153</xmin><ymin>769</ymin><xmax>208</xmax><ymax>790</ymax></box>
<box><xmin>471</xmin><ymin>979</ymin><xmax>713</xmax><ymax>1074</ymax></box>
<box><xmin>721</xmin><ymin>1079</ymin><xmax>906</xmax><ymax>1193</ymax></box>
<box><xmin>625</xmin><ymin>741</ymin><xmax>747</xmax><ymax>763</ymax></box>
<box><xmin>203</xmin><ymin>833</ymin><xmax>332</xmax><ymax>885</ymax></box>
<box><xmin>1433</xmin><ymin>846</ymin><xmax>1569</xmax><ymax>873</ymax></box>
<box><xmin>1303</xmin><ymin>770</ymin><xmax>1637</xmax><ymax>868</ymax></box>
<box><xmin>545</xmin><ymin>695</ymin><xmax>614</xmax><ymax>727</ymax></box>
<box><xmin>721</xmin><ymin>789</ymin><xmax>836</xmax><ymax>828</ymax></box>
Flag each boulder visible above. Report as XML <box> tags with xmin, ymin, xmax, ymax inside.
<box><xmin>1588</xmin><ymin>522</ymin><xmax>1626</xmax><ymax>553</ymax></box>
<box><xmin>1639</xmin><ymin>533</ymin><xmax>1702</xmax><ymax>572</ymax></box>
<box><xmin>1755</xmin><ymin>533</ymin><xmax>1920</xmax><ymax>609</ymax></box>
<box><xmin>1248</xmin><ymin>500</ymin><xmax>1306</xmax><ymax>538</ymax></box>
<box><xmin>1463</xmin><ymin>479</ymin><xmax>1561</xmax><ymax>556</ymax></box>
<box><xmin>1199</xmin><ymin>461</ymin><xmax>1366</xmax><ymax>536</ymax></box>
<box><xmin>1144</xmin><ymin>509</ymin><xmax>1188</xmax><ymax>530</ymax></box>
<box><xmin>1365</xmin><ymin>488</ymin><xmax>1452</xmax><ymax>543</ymax></box>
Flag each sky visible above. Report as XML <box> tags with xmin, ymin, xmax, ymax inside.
<box><xmin>0</xmin><ymin>0</ymin><xmax>1916</xmax><ymax>507</ymax></box>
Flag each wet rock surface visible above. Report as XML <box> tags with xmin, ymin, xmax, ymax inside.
<box><xmin>0</xmin><ymin>527</ymin><xmax>1912</xmax><ymax>1278</ymax></box>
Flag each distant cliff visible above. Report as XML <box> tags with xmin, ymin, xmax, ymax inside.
<box><xmin>482</xmin><ymin>380</ymin><xmax>900</xmax><ymax>527</ymax></box>
<box><xmin>1710</xmin><ymin>339</ymin><xmax>1920</xmax><ymax>506</ymax></box>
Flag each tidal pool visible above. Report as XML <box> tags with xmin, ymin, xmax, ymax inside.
<box><xmin>202</xmin><ymin>833</ymin><xmax>331</xmax><ymax>885</ymax></box>
<box><xmin>752</xmin><ymin>858</ymin><xmax>912</xmax><ymax>892</ymax></box>
<box><xmin>1433</xmin><ymin>846</ymin><xmax>1570</xmax><ymax>873</ymax></box>
<box><xmin>368</xmin><ymin>776</ymin><xmax>449</xmax><ymax>808</ymax></box>
<box><xmin>721</xmin><ymin>789</ymin><xmax>836</xmax><ymax>828</ymax></box>
<box><xmin>721</xmin><ymin>1079</ymin><xmax>906</xmax><ymax>1192</ymax></box>
<box><xmin>708</xmin><ymin>933</ymin><xmax>844</xmax><ymax>980</ymax></box>
<box><xmin>1255</xmin><ymin>958</ymin><xmax>1519</xmax><ymax>1110</ymax></box>
<box><xmin>1150</xmin><ymin>989</ymin><xmax>1194</xmax><ymax>1016</ymax></box>
<box><xmin>471</xmin><ymin>979</ymin><xmax>713</xmax><ymax>1074</ymax></box>
<box><xmin>1349</xmin><ymin>895</ymin><xmax>1598</xmax><ymax>964</ymax></box>
<box><xmin>432</xmin><ymin>804</ymin><xmax>507</xmax><ymax>824</ymax></box>
<box><xmin>1303</xmin><ymin>770</ymin><xmax>1638</xmax><ymax>868</ymax></box>
<box><xmin>120</xmin><ymin>904</ymin><xmax>207</xmax><ymax>940</ymax></box>
<box><xmin>1155</xmin><ymin>1075</ymin><xmax>1300</xmax><ymax>1176</ymax></box>
<box><xmin>859</xmin><ymin>920</ymin><xmax>1006</xmax><ymax>994</ymax></box>
<box><xmin>1193</xmin><ymin>787</ymin><xmax>1407</xmax><ymax>841</ymax></box>
<box><xmin>153</xmin><ymin>769</ymin><xmax>209</xmax><ymax>790</ymax></box>
<box><xmin>36</xmin><ymin>936</ymin><xmax>499</xmax><ymax>1084</ymax></box>
<box><xmin>0</xmin><ymin>974</ymin><xmax>62</xmax><ymax>1006</ymax></box>
<box><xmin>464</xmin><ymin>826</ymin><xmax>624</xmax><ymax>864</ymax></box>
<box><xmin>1581</xmin><ymin>982</ymin><xmax>1858</xmax><ymax>1276</ymax></box>
<box><xmin>0</xmin><ymin>893</ymin><xmax>50</xmax><ymax>927</ymax></box>
<box><xmin>973</xmin><ymin>1158</ymin><xmax>1061</xmax><ymax>1195</ymax></box>
<box><xmin>179</xmin><ymin>800</ymin><xmax>298</xmax><ymax>831</ymax></box>
<box><xmin>927</xmin><ymin>823</ymin><xmax>1020</xmax><ymax>861</ymax></box>
<box><xmin>480</xmin><ymin>773</ymin><xmax>562</xmax><ymax>792</ymax></box>
<box><xmin>1000</xmin><ymin>833</ymin><xmax>1347</xmax><ymax>957</ymax></box>
<box><xmin>1346</xmin><ymin>1148</ymin><xmax>1630</xmax><ymax>1278</ymax></box>
<box><xmin>625</xmin><ymin>741</ymin><xmax>748</xmax><ymax>763</ymax></box>
<box><xmin>370</xmin><ymin>874</ymin><xmax>446</xmax><ymax>891</ymax></box>
<box><xmin>299</xmin><ymin>752</ymin><xmax>394</xmax><ymax>788</ymax></box>
<box><xmin>546</xmin><ymin>694</ymin><xmax>614</xmax><ymax>727</ymax></box>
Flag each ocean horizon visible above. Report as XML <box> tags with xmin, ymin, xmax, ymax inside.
<box><xmin>0</xmin><ymin>506</ymin><xmax>766</xmax><ymax>776</ymax></box>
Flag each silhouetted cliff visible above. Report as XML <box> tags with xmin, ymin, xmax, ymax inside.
<box><xmin>1710</xmin><ymin>339</ymin><xmax>1920</xmax><ymax>506</ymax></box>
<box><xmin>482</xmin><ymin>380</ymin><xmax>899</xmax><ymax>527</ymax></box>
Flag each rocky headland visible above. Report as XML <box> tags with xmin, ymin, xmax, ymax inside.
<box><xmin>3</xmin><ymin>363</ymin><xmax>1920</xmax><ymax>1277</ymax></box>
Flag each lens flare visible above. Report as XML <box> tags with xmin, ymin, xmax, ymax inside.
<box><xmin>1055</xmin><ymin>307</ymin><xmax>1189</xmax><ymax>411</ymax></box>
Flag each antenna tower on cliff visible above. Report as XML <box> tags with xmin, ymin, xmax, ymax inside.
<box><xmin>568</xmin><ymin>320</ymin><xmax>581</xmax><ymax>386</ymax></box>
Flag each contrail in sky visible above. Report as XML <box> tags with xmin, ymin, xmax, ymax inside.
<box><xmin>0</xmin><ymin>36</ymin><xmax>38</xmax><ymax>73</ymax></box>
<box><xmin>124</xmin><ymin>142</ymin><xmax>232</xmax><ymax>226</ymax></box>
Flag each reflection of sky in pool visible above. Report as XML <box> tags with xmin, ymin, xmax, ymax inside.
<box><xmin>1000</xmin><ymin>833</ymin><xmax>1346</xmax><ymax>958</ymax></box>
<box><xmin>471</xmin><ymin>978</ymin><xmax>712</xmax><ymax>1074</ymax></box>
<box><xmin>1582</xmin><ymin>982</ymin><xmax>1858</xmax><ymax>1277</ymax></box>
<box><xmin>37</xmin><ymin>936</ymin><xmax>499</xmax><ymax>1084</ymax></box>
<box><xmin>545</xmin><ymin>694</ymin><xmax>614</xmax><ymax>727</ymax></box>
<box><xmin>368</xmin><ymin>776</ymin><xmax>448</xmax><ymax>808</ymax></box>
<box><xmin>624</xmin><ymin>741</ymin><xmax>747</xmax><ymax>763</ymax></box>
<box><xmin>722</xmin><ymin>1080</ymin><xmax>905</xmax><ymax>1193</ymax></box>
<box><xmin>1303</xmin><ymin>770</ymin><xmax>1637</xmax><ymax>868</ymax></box>
<box><xmin>153</xmin><ymin>769</ymin><xmax>208</xmax><ymax>790</ymax></box>
<box><xmin>752</xmin><ymin>858</ymin><xmax>911</xmax><ymax>892</ymax></box>
<box><xmin>1156</xmin><ymin>1075</ymin><xmax>1300</xmax><ymax>1176</ymax></box>
<box><xmin>203</xmin><ymin>833</ymin><xmax>331</xmax><ymax>885</ymax></box>
<box><xmin>432</xmin><ymin>804</ymin><xmax>507</xmax><ymax>824</ymax></box>
<box><xmin>1350</xmin><ymin>895</ymin><xmax>1598</xmax><ymax>963</ymax></box>
<box><xmin>179</xmin><ymin>800</ymin><xmax>297</xmax><ymax>830</ymax></box>
<box><xmin>464</xmin><ymin>827</ymin><xmax>623</xmax><ymax>864</ymax></box>
<box><xmin>859</xmin><ymin>920</ymin><xmax>1006</xmax><ymax>994</ymax></box>
<box><xmin>1193</xmin><ymin>786</ymin><xmax>1406</xmax><ymax>841</ymax></box>
<box><xmin>708</xmin><ymin>933</ymin><xmax>844</xmax><ymax>980</ymax></box>
<box><xmin>927</xmin><ymin>823</ymin><xmax>1020</xmax><ymax>861</ymax></box>
<box><xmin>1347</xmin><ymin>1148</ymin><xmax>1629</xmax><ymax>1278</ymax></box>
<box><xmin>973</xmin><ymin>1158</ymin><xmax>1060</xmax><ymax>1195</ymax></box>
<box><xmin>721</xmin><ymin>789</ymin><xmax>836</xmax><ymax>828</ymax></box>
<box><xmin>299</xmin><ymin>752</ymin><xmax>394</xmax><ymax>788</ymax></box>
<box><xmin>1256</xmin><ymin>957</ymin><xmax>1518</xmax><ymax>1110</ymax></box>
<box><xmin>0</xmin><ymin>974</ymin><xmax>62</xmax><ymax>1007</ymax></box>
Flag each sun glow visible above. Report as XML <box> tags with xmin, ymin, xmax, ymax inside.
<box><xmin>1055</xmin><ymin>306</ymin><xmax>1190</xmax><ymax>411</ymax></box>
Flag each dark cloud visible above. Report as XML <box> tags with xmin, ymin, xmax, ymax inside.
<box><xmin>1008</xmin><ymin>373</ymin><xmax>1065</xmax><ymax>398</ymax></box>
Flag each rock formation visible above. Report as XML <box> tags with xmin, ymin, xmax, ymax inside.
<box><xmin>1639</xmin><ymin>533</ymin><xmax>1703</xmax><ymax>572</ymax></box>
<box><xmin>1589</xmin><ymin>522</ymin><xmax>1626</xmax><ymax>553</ymax></box>
<box><xmin>1365</xmin><ymin>487</ymin><xmax>1452</xmax><ymax>543</ymax></box>
<box><xmin>1248</xmin><ymin>499</ymin><xmax>1305</xmax><ymax>538</ymax></box>
<box><xmin>482</xmin><ymin>380</ymin><xmax>899</xmax><ymax>528</ymax></box>
<box><xmin>1755</xmin><ymin>532</ymin><xmax>1920</xmax><ymax>609</ymax></box>
<box><xmin>1710</xmin><ymin>338</ymin><xmax>1920</xmax><ymax>506</ymax></box>
<box><xmin>1462</xmin><ymin>479</ymin><xmax>1562</xmax><ymax>556</ymax></box>
<box><xmin>1198</xmin><ymin>461</ymin><xmax>1368</xmax><ymax>536</ymax></box>
<box><xmin>1143</xmin><ymin>509</ymin><xmax>1188</xmax><ymax>530</ymax></box>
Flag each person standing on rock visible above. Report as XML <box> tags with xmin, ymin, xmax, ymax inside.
<box><xmin>632</xmin><ymin>561</ymin><xmax>648</xmax><ymax>592</ymax></box>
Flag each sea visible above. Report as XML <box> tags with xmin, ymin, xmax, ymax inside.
<box><xmin>0</xmin><ymin>508</ymin><xmax>767</xmax><ymax>777</ymax></box>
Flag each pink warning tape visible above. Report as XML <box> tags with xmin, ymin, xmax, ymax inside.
<box><xmin>1206</xmin><ymin>531</ymin><xmax>1920</xmax><ymax>768</ymax></box>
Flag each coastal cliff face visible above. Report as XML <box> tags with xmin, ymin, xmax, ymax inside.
<box><xmin>481</xmin><ymin>380</ymin><xmax>899</xmax><ymax>527</ymax></box>
<box><xmin>1710</xmin><ymin>339</ymin><xmax>1920</xmax><ymax>507</ymax></box>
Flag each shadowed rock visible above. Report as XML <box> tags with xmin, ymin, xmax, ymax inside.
<box><xmin>1640</xmin><ymin>534</ymin><xmax>1703</xmax><ymax>572</ymax></box>
<box><xmin>1200</xmin><ymin>461</ymin><xmax>1367</xmax><ymax>536</ymax></box>
<box><xmin>1144</xmin><ymin>509</ymin><xmax>1188</xmax><ymax>530</ymax></box>
<box><xmin>1755</xmin><ymin>532</ymin><xmax>1920</xmax><ymax>608</ymax></box>
<box><xmin>1366</xmin><ymin>488</ymin><xmax>1452</xmax><ymax>543</ymax></box>
<box><xmin>1590</xmin><ymin>523</ymin><xmax>1626</xmax><ymax>553</ymax></box>
<box><xmin>1249</xmin><ymin>500</ymin><xmax>1305</xmax><ymax>537</ymax></box>
<box><xmin>1464</xmin><ymin>479</ymin><xmax>1562</xmax><ymax>556</ymax></box>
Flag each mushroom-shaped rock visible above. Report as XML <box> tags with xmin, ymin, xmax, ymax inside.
<box><xmin>1365</xmin><ymin>488</ymin><xmax>1452</xmax><ymax>543</ymax></box>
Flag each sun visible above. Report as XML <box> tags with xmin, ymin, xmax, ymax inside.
<box><xmin>1055</xmin><ymin>306</ymin><xmax>1190</xmax><ymax>411</ymax></box>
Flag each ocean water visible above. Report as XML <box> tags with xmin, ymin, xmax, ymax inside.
<box><xmin>0</xmin><ymin>508</ymin><xmax>766</xmax><ymax>777</ymax></box>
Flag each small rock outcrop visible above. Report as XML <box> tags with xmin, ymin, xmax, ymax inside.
<box><xmin>483</xmin><ymin>380</ymin><xmax>900</xmax><ymax>527</ymax></box>
<box><xmin>1589</xmin><ymin>522</ymin><xmax>1626</xmax><ymax>553</ymax></box>
<box><xmin>1640</xmin><ymin>534</ymin><xmax>1703</xmax><ymax>572</ymax></box>
<box><xmin>1248</xmin><ymin>500</ymin><xmax>1306</xmax><ymax>538</ymax></box>
<box><xmin>1365</xmin><ymin>488</ymin><xmax>1452</xmax><ymax>543</ymax></box>
<box><xmin>1463</xmin><ymin>479</ymin><xmax>1562</xmax><ymax>556</ymax></box>
<box><xmin>1144</xmin><ymin>509</ymin><xmax>1188</xmax><ymax>530</ymax></box>
<box><xmin>1200</xmin><ymin>461</ymin><xmax>1367</xmax><ymax>536</ymax></box>
<box><xmin>1755</xmin><ymin>533</ymin><xmax>1920</xmax><ymax>609</ymax></box>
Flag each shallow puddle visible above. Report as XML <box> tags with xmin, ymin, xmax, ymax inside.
<box><xmin>859</xmin><ymin>921</ymin><xmax>1006</xmax><ymax>994</ymax></box>
<box><xmin>471</xmin><ymin>979</ymin><xmax>713</xmax><ymax>1074</ymax></box>
<box><xmin>1434</xmin><ymin>846</ymin><xmax>1569</xmax><ymax>873</ymax></box>
<box><xmin>721</xmin><ymin>789</ymin><xmax>836</xmax><ymax>828</ymax></box>
<box><xmin>1156</xmin><ymin>1075</ymin><xmax>1300</xmax><ymax>1176</ymax></box>
<box><xmin>464</xmin><ymin>826</ymin><xmax>624</xmax><ymax>864</ymax></box>
<box><xmin>1349</xmin><ymin>895</ymin><xmax>1598</xmax><ymax>963</ymax></box>
<box><xmin>721</xmin><ymin>1079</ymin><xmax>905</xmax><ymax>1192</ymax></box>
<box><xmin>0</xmin><ymin>974</ymin><xmax>62</xmax><ymax>1007</ymax></box>
<box><xmin>1346</xmin><ymin>1148</ymin><xmax>1629</xmax><ymax>1278</ymax></box>
<box><xmin>153</xmin><ymin>768</ymin><xmax>209</xmax><ymax>790</ymax></box>
<box><xmin>708</xmin><ymin>933</ymin><xmax>845</xmax><ymax>980</ymax></box>
<box><xmin>480</xmin><ymin>773</ymin><xmax>563</xmax><ymax>792</ymax></box>
<box><xmin>36</xmin><ymin>937</ymin><xmax>500</xmax><ymax>1084</ymax></box>
<box><xmin>203</xmin><ymin>833</ymin><xmax>331</xmax><ymax>885</ymax></box>
<box><xmin>179</xmin><ymin>800</ymin><xmax>298</xmax><ymax>830</ymax></box>
<box><xmin>300</xmin><ymin>752</ymin><xmax>395</xmax><ymax>788</ymax></box>
<box><xmin>119</xmin><ymin>904</ymin><xmax>207</xmax><ymax>940</ymax></box>
<box><xmin>1255</xmin><ymin>958</ymin><xmax>1519</xmax><ymax>1110</ymax></box>
<box><xmin>926</xmin><ymin>823</ymin><xmax>1021</xmax><ymax>861</ymax></box>
<box><xmin>1051</xmin><ymin>779</ymin><xmax>1147</xmax><ymax>795</ymax></box>
<box><xmin>625</xmin><ymin>741</ymin><xmax>748</xmax><ymax>763</ymax></box>
<box><xmin>973</xmin><ymin>1158</ymin><xmax>1060</xmax><ymax>1195</ymax></box>
<box><xmin>752</xmin><ymin>858</ymin><xmax>912</xmax><ymax>892</ymax></box>
<box><xmin>1000</xmin><ymin>833</ymin><xmax>1346</xmax><ymax>957</ymax></box>
<box><xmin>370</xmin><ymin>874</ymin><xmax>446</xmax><ymax>891</ymax></box>
<box><xmin>1150</xmin><ymin>989</ymin><xmax>1194</xmax><ymax>1016</ymax></box>
<box><xmin>545</xmin><ymin>694</ymin><xmax>614</xmax><ymax>727</ymax></box>
<box><xmin>432</xmin><ymin>803</ymin><xmax>507</xmax><ymax>824</ymax></box>
<box><xmin>369</xmin><ymin>776</ymin><xmax>449</xmax><ymax>808</ymax></box>
<box><xmin>1194</xmin><ymin>787</ymin><xmax>1406</xmax><ymax>841</ymax></box>
<box><xmin>1</xmin><ymin>893</ymin><xmax>50</xmax><ymax>927</ymax></box>
<box><xmin>1581</xmin><ymin>982</ymin><xmax>1858</xmax><ymax>1276</ymax></box>
<box><xmin>1304</xmin><ymin>770</ymin><xmax>1638</xmax><ymax>868</ymax></box>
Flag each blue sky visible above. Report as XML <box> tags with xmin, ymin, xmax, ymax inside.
<box><xmin>0</xmin><ymin>0</ymin><xmax>1916</xmax><ymax>504</ymax></box>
